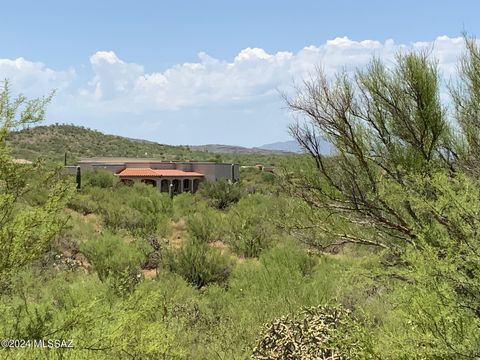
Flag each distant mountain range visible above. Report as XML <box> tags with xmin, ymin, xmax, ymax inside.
<box><xmin>259</xmin><ymin>139</ymin><xmax>333</xmax><ymax>154</ymax></box>
<box><xmin>190</xmin><ymin>138</ymin><xmax>333</xmax><ymax>155</ymax></box>
<box><xmin>258</xmin><ymin>140</ymin><xmax>303</xmax><ymax>153</ymax></box>
<box><xmin>187</xmin><ymin>144</ymin><xmax>295</xmax><ymax>155</ymax></box>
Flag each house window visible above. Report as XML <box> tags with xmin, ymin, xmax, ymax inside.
<box><xmin>183</xmin><ymin>179</ymin><xmax>190</xmax><ymax>192</ymax></box>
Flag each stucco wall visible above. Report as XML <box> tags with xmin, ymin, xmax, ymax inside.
<box><xmin>191</xmin><ymin>163</ymin><xmax>239</xmax><ymax>182</ymax></box>
<box><xmin>73</xmin><ymin>160</ymin><xmax>240</xmax><ymax>182</ymax></box>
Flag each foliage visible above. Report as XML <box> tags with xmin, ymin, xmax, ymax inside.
<box><xmin>286</xmin><ymin>51</ymin><xmax>451</xmax><ymax>248</ymax></box>
<box><xmin>67</xmin><ymin>192</ymin><xmax>99</xmax><ymax>215</ymax></box>
<box><xmin>83</xmin><ymin>169</ymin><xmax>119</xmax><ymax>188</ymax></box>
<box><xmin>367</xmin><ymin>171</ymin><xmax>480</xmax><ymax>359</ymax></box>
<box><xmin>172</xmin><ymin>192</ymin><xmax>200</xmax><ymax>219</ymax></box>
<box><xmin>164</xmin><ymin>240</ymin><xmax>233</xmax><ymax>288</ymax></box>
<box><xmin>80</xmin><ymin>233</ymin><xmax>148</xmax><ymax>294</ymax></box>
<box><xmin>186</xmin><ymin>210</ymin><xmax>220</xmax><ymax>243</ymax></box>
<box><xmin>69</xmin><ymin>183</ymin><xmax>172</xmax><ymax>238</ymax></box>
<box><xmin>198</xmin><ymin>179</ymin><xmax>243</xmax><ymax>209</ymax></box>
<box><xmin>451</xmin><ymin>36</ymin><xmax>480</xmax><ymax>177</ymax></box>
<box><xmin>97</xmin><ymin>280</ymin><xmax>187</xmax><ymax>359</ymax></box>
<box><xmin>0</xmin><ymin>81</ymin><xmax>74</xmax><ymax>283</ymax></box>
<box><xmin>223</xmin><ymin>195</ymin><xmax>280</xmax><ymax>257</ymax></box>
<box><xmin>6</xmin><ymin>123</ymin><xmax>191</xmax><ymax>163</ymax></box>
<box><xmin>284</xmin><ymin>37</ymin><xmax>480</xmax><ymax>357</ymax></box>
<box><xmin>240</xmin><ymin>166</ymin><xmax>279</xmax><ymax>194</ymax></box>
<box><xmin>228</xmin><ymin>242</ymin><xmax>319</xmax><ymax>309</ymax></box>
<box><xmin>213</xmin><ymin>244</ymin><xmax>363</xmax><ymax>358</ymax></box>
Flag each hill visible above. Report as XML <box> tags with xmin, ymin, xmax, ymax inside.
<box><xmin>6</xmin><ymin>124</ymin><xmax>191</xmax><ymax>163</ymax></box>
<box><xmin>6</xmin><ymin>124</ymin><xmax>296</xmax><ymax>164</ymax></box>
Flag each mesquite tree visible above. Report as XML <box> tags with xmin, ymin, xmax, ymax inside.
<box><xmin>285</xmin><ymin>45</ymin><xmax>478</xmax><ymax>249</ymax></box>
<box><xmin>285</xmin><ymin>38</ymin><xmax>480</xmax><ymax>358</ymax></box>
<box><xmin>0</xmin><ymin>81</ymin><xmax>73</xmax><ymax>284</ymax></box>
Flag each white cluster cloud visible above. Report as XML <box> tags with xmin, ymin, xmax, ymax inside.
<box><xmin>83</xmin><ymin>51</ymin><xmax>144</xmax><ymax>101</ymax></box>
<box><xmin>0</xmin><ymin>57</ymin><xmax>74</xmax><ymax>97</ymax></box>
<box><xmin>0</xmin><ymin>35</ymin><xmax>471</xmax><ymax>116</ymax></box>
<box><xmin>0</xmin><ymin>36</ymin><xmax>472</xmax><ymax>145</ymax></box>
<box><xmin>77</xmin><ymin>36</ymin><xmax>468</xmax><ymax>111</ymax></box>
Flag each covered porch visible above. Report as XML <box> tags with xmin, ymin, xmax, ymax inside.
<box><xmin>116</xmin><ymin>168</ymin><xmax>204</xmax><ymax>193</ymax></box>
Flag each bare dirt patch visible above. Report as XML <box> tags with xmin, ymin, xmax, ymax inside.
<box><xmin>142</xmin><ymin>269</ymin><xmax>158</xmax><ymax>279</ymax></box>
<box><xmin>169</xmin><ymin>219</ymin><xmax>186</xmax><ymax>249</ymax></box>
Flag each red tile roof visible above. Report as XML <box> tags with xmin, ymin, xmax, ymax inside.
<box><xmin>116</xmin><ymin>168</ymin><xmax>204</xmax><ymax>177</ymax></box>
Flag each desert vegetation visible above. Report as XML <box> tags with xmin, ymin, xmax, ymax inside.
<box><xmin>1</xmin><ymin>37</ymin><xmax>480</xmax><ymax>359</ymax></box>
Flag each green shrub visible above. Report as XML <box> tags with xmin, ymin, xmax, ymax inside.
<box><xmin>99</xmin><ymin>280</ymin><xmax>188</xmax><ymax>359</ymax></box>
<box><xmin>225</xmin><ymin>212</ymin><xmax>273</xmax><ymax>258</ymax></box>
<box><xmin>224</xmin><ymin>195</ymin><xmax>279</xmax><ymax>257</ymax></box>
<box><xmin>83</xmin><ymin>169</ymin><xmax>118</xmax><ymax>188</ymax></box>
<box><xmin>240</xmin><ymin>167</ymin><xmax>279</xmax><ymax>194</ymax></box>
<box><xmin>80</xmin><ymin>233</ymin><xmax>149</xmax><ymax>294</ymax></box>
<box><xmin>208</xmin><ymin>243</ymin><xmax>352</xmax><ymax>358</ymax></box>
<box><xmin>198</xmin><ymin>180</ymin><xmax>243</xmax><ymax>209</ymax></box>
<box><xmin>67</xmin><ymin>192</ymin><xmax>99</xmax><ymax>214</ymax></box>
<box><xmin>186</xmin><ymin>208</ymin><xmax>221</xmax><ymax>243</ymax></box>
<box><xmin>88</xmin><ymin>183</ymin><xmax>172</xmax><ymax>237</ymax></box>
<box><xmin>173</xmin><ymin>193</ymin><xmax>201</xmax><ymax>219</ymax></box>
<box><xmin>229</xmin><ymin>242</ymin><xmax>318</xmax><ymax>305</ymax></box>
<box><xmin>164</xmin><ymin>240</ymin><xmax>233</xmax><ymax>288</ymax></box>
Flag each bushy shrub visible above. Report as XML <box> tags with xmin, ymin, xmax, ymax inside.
<box><xmin>263</xmin><ymin>241</ymin><xmax>317</xmax><ymax>278</ymax></box>
<box><xmin>225</xmin><ymin>212</ymin><xmax>273</xmax><ymax>258</ymax></box>
<box><xmin>80</xmin><ymin>233</ymin><xmax>149</xmax><ymax>294</ymax></box>
<box><xmin>213</xmin><ymin>248</ymin><xmax>360</xmax><ymax>360</ymax></box>
<box><xmin>99</xmin><ymin>280</ymin><xmax>189</xmax><ymax>359</ymax></box>
<box><xmin>83</xmin><ymin>169</ymin><xmax>119</xmax><ymax>188</ymax></box>
<box><xmin>102</xmin><ymin>203</ymin><xmax>171</xmax><ymax>238</ymax></box>
<box><xmin>224</xmin><ymin>195</ymin><xmax>279</xmax><ymax>257</ymax></box>
<box><xmin>230</xmin><ymin>242</ymin><xmax>318</xmax><ymax>303</ymax></box>
<box><xmin>173</xmin><ymin>193</ymin><xmax>201</xmax><ymax>219</ymax></box>
<box><xmin>164</xmin><ymin>240</ymin><xmax>233</xmax><ymax>288</ymax></box>
<box><xmin>240</xmin><ymin>167</ymin><xmax>279</xmax><ymax>194</ymax></box>
<box><xmin>88</xmin><ymin>183</ymin><xmax>172</xmax><ymax>237</ymax></box>
<box><xmin>186</xmin><ymin>208</ymin><xmax>221</xmax><ymax>243</ymax></box>
<box><xmin>67</xmin><ymin>192</ymin><xmax>99</xmax><ymax>215</ymax></box>
<box><xmin>198</xmin><ymin>180</ymin><xmax>243</xmax><ymax>209</ymax></box>
<box><xmin>281</xmin><ymin>39</ymin><xmax>480</xmax><ymax>358</ymax></box>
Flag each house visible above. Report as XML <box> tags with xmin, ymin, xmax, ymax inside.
<box><xmin>67</xmin><ymin>158</ymin><xmax>240</xmax><ymax>193</ymax></box>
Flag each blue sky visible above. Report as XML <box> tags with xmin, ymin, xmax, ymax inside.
<box><xmin>1</xmin><ymin>0</ymin><xmax>479</xmax><ymax>146</ymax></box>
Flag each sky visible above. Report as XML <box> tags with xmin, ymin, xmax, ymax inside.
<box><xmin>1</xmin><ymin>0</ymin><xmax>479</xmax><ymax>147</ymax></box>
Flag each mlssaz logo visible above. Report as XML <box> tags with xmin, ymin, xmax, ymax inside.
<box><xmin>34</xmin><ymin>340</ymin><xmax>74</xmax><ymax>348</ymax></box>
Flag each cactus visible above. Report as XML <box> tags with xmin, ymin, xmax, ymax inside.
<box><xmin>252</xmin><ymin>305</ymin><xmax>371</xmax><ymax>360</ymax></box>
<box><xmin>76</xmin><ymin>166</ymin><xmax>81</xmax><ymax>190</ymax></box>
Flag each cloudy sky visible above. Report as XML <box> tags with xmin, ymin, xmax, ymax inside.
<box><xmin>1</xmin><ymin>0</ymin><xmax>479</xmax><ymax>147</ymax></box>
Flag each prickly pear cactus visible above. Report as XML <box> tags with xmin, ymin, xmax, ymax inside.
<box><xmin>252</xmin><ymin>305</ymin><xmax>369</xmax><ymax>360</ymax></box>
